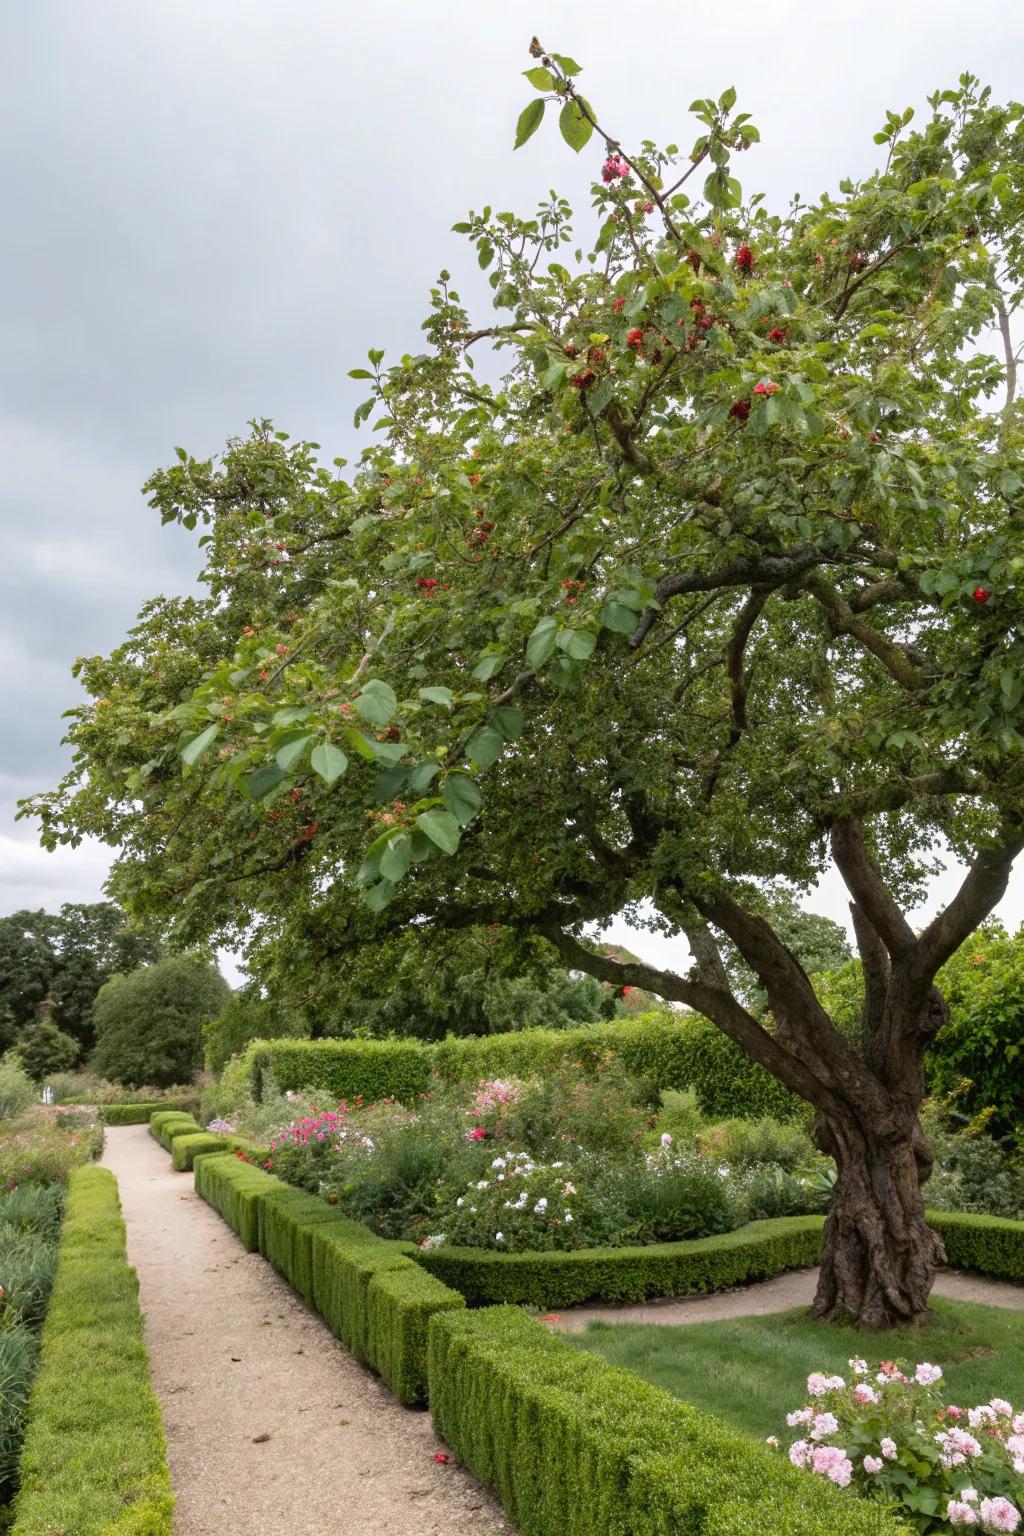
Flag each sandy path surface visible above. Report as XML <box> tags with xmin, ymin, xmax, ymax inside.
<box><xmin>547</xmin><ymin>1264</ymin><xmax>1024</xmax><ymax>1332</ymax></box>
<box><xmin>102</xmin><ymin>1126</ymin><xmax>512</xmax><ymax>1536</ymax></box>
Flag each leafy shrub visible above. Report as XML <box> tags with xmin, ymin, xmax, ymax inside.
<box><xmin>698</xmin><ymin>1116</ymin><xmax>815</xmax><ymax>1171</ymax></box>
<box><xmin>436</xmin><ymin>1150</ymin><xmax>634</xmax><ymax>1253</ymax></box>
<box><xmin>774</xmin><ymin>1357</ymin><xmax>1021</xmax><ymax>1534</ymax></box>
<box><xmin>618</xmin><ymin>1148</ymin><xmax>744</xmax><ymax>1242</ymax></box>
<box><xmin>10</xmin><ymin>1166</ymin><xmax>174</xmax><ymax>1535</ymax></box>
<box><xmin>13</xmin><ymin>1023</ymin><xmax>79</xmax><ymax>1082</ymax></box>
<box><xmin>44</xmin><ymin>1072</ymin><xmax>196</xmax><ymax>1107</ymax></box>
<box><xmin>921</xmin><ymin>1089</ymin><xmax>1024</xmax><ymax>1221</ymax></box>
<box><xmin>927</xmin><ymin>925</ymin><xmax>1024</xmax><ymax>1135</ymax></box>
<box><xmin>653</xmin><ymin>1088</ymin><xmax>704</xmax><ymax>1148</ymax></box>
<box><xmin>735</xmin><ymin>1162</ymin><xmax>836</xmax><ymax>1220</ymax></box>
<box><xmin>0</xmin><ymin>1326</ymin><xmax>38</xmax><ymax>1502</ymax></box>
<box><xmin>0</xmin><ymin>1061</ymin><xmax>36</xmax><ymax>1123</ymax></box>
<box><xmin>91</xmin><ymin>954</ymin><xmax>229</xmax><ymax>1087</ymax></box>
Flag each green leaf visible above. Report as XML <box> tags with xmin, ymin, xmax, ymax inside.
<box><xmin>514</xmin><ymin>98</ymin><xmax>545</xmax><ymax>149</ymax></box>
<box><xmin>550</xmin><ymin>54</ymin><xmax>582</xmax><ymax>75</ymax></box>
<box><xmin>347</xmin><ymin>368</ymin><xmax>374</xmax><ymax>380</ymax></box>
<box><xmin>719</xmin><ymin>86</ymin><xmax>737</xmax><ymax>111</ymax></box>
<box><xmin>540</xmin><ymin>361</ymin><xmax>568</xmax><ymax>391</ymax></box>
<box><xmin>472</xmin><ymin>651</ymin><xmax>505</xmax><ymax>681</ymax></box>
<box><xmin>408</xmin><ymin>760</ymin><xmax>440</xmax><ymax>795</ymax></box>
<box><xmin>364</xmin><ymin>879</ymin><xmax>397</xmax><ymax>913</ymax></box>
<box><xmin>601</xmin><ymin>601</ymin><xmax>641</xmax><ymax>635</ymax></box>
<box><xmin>275</xmin><ymin>732</ymin><xmax>315</xmax><ymax>772</ymax></box>
<box><xmin>380</xmin><ymin>833</ymin><xmax>413</xmax><ymax>883</ymax></box>
<box><xmin>310</xmin><ymin>742</ymin><xmax>348</xmax><ymax>785</ymax></box>
<box><xmin>415</xmin><ymin>809</ymin><xmax>462</xmax><ymax>855</ymax></box>
<box><xmin>557</xmin><ymin>628</ymin><xmax>597</xmax><ymax>661</ymax></box>
<box><xmin>466</xmin><ymin>725</ymin><xmax>504</xmax><ymax>769</ymax></box>
<box><xmin>246</xmin><ymin>765</ymin><xmax>286</xmax><ymax>801</ymax></box>
<box><xmin>523</xmin><ymin>66</ymin><xmax>554</xmax><ymax>91</ymax></box>
<box><xmin>342</xmin><ymin>726</ymin><xmax>378</xmax><ymax>761</ymax></box>
<box><xmin>527</xmin><ymin>614</ymin><xmax>558</xmax><ymax>669</ymax></box>
<box><xmin>181</xmin><ymin>724</ymin><xmax>218</xmax><ymax>768</ymax></box>
<box><xmin>559</xmin><ymin>99</ymin><xmax>593</xmax><ymax>153</ymax></box>
<box><xmin>353</xmin><ymin>679</ymin><xmax>398</xmax><ymax>725</ymax></box>
<box><xmin>442</xmin><ymin>773</ymin><xmax>482</xmax><ymax>826</ymax></box>
<box><xmin>492</xmin><ymin>706</ymin><xmax>523</xmax><ymax>740</ymax></box>
<box><xmin>418</xmin><ymin>686</ymin><xmax>454</xmax><ymax>710</ymax></box>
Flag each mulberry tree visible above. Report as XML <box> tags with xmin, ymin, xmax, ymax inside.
<box><xmin>27</xmin><ymin>49</ymin><xmax>1024</xmax><ymax>1328</ymax></box>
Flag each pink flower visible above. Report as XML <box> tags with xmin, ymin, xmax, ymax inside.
<box><xmin>949</xmin><ymin>1406</ymin><xmax>965</xmax><ymax>1420</ymax></box>
<box><xmin>811</xmin><ymin>1413</ymin><xmax>839</xmax><ymax>1442</ymax></box>
<box><xmin>863</xmin><ymin>1456</ymin><xmax>883</xmax><ymax>1475</ymax></box>
<box><xmin>788</xmin><ymin>1440</ymin><xmax>811</xmax><ymax>1468</ymax></box>
<box><xmin>786</xmin><ymin>1409</ymin><xmax>813</xmax><ymax>1428</ymax></box>
<box><xmin>979</xmin><ymin>1497</ymin><xmax>1020</xmax><ymax>1533</ymax></box>
<box><xmin>915</xmin><ymin>1362</ymin><xmax>943</xmax><ymax>1386</ymax></box>
<box><xmin>466</xmin><ymin>1127</ymin><xmax>487</xmax><ymax>1142</ymax></box>
<box><xmin>948</xmin><ymin>1502</ymin><xmax>979</xmax><ymax>1527</ymax></box>
<box><xmin>853</xmin><ymin>1384</ymin><xmax>878</xmax><ymax>1405</ymax></box>
<box><xmin>810</xmin><ymin>1446</ymin><xmax>852</xmax><ymax>1486</ymax></box>
<box><xmin>880</xmin><ymin>1438</ymin><xmax>898</xmax><ymax>1461</ymax></box>
<box><xmin>990</xmin><ymin>1399</ymin><xmax>1014</xmax><ymax>1418</ymax></box>
<box><xmin>601</xmin><ymin>154</ymin><xmax>630</xmax><ymax>183</ymax></box>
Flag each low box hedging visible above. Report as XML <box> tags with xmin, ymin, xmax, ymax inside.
<box><xmin>193</xmin><ymin>1152</ymin><xmax>279</xmax><ymax>1251</ymax></box>
<box><xmin>101</xmin><ymin>1098</ymin><xmax>195</xmax><ymax>1126</ymax></box>
<box><xmin>244</xmin><ymin>1012</ymin><xmax>801</xmax><ymax>1121</ymax></box>
<box><xmin>170</xmin><ymin>1132</ymin><xmax>266</xmax><ymax>1172</ymax></box>
<box><xmin>148</xmin><ymin>1111</ymin><xmax>199</xmax><ymax>1150</ymax></box>
<box><xmin>367</xmin><ymin>1263</ymin><xmax>465</xmax><ymax>1407</ymax></box>
<box><xmin>10</xmin><ymin>1165</ymin><xmax>174</xmax><ymax>1536</ymax></box>
<box><xmin>257</xmin><ymin>1185</ymin><xmax>369</xmax><ymax>1305</ymax></box>
<box><xmin>927</xmin><ymin>1209</ymin><xmax>1024</xmax><ymax>1282</ymax></box>
<box><xmin>414</xmin><ymin>1215</ymin><xmax>826</xmax><ymax>1307</ymax></box>
<box><xmin>428</xmin><ymin>1306</ymin><xmax>902</xmax><ymax>1536</ymax></box>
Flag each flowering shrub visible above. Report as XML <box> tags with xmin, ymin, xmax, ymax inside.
<box><xmin>0</xmin><ymin>1107</ymin><xmax>102</xmax><ymax>1190</ymax></box>
<box><xmin>434</xmin><ymin>1151</ymin><xmax>632</xmax><ymax>1253</ymax></box>
<box><xmin>775</xmin><ymin>1357</ymin><xmax>1023</xmax><ymax>1533</ymax></box>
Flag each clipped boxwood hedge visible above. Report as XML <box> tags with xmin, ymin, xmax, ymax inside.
<box><xmin>244</xmin><ymin>1012</ymin><xmax>800</xmax><ymax>1121</ymax></box>
<box><xmin>193</xmin><ymin>1152</ymin><xmax>278</xmax><ymax>1251</ymax></box>
<box><xmin>101</xmin><ymin>1098</ymin><xmax>195</xmax><ymax>1126</ymax></box>
<box><xmin>927</xmin><ymin>1209</ymin><xmax>1024</xmax><ymax>1283</ymax></box>
<box><xmin>148</xmin><ymin>1111</ymin><xmax>200</xmax><ymax>1151</ymax></box>
<box><xmin>170</xmin><ymin>1132</ymin><xmax>266</xmax><ymax>1172</ymax></box>
<box><xmin>428</xmin><ymin>1306</ymin><xmax>902</xmax><ymax>1536</ymax></box>
<box><xmin>10</xmin><ymin>1166</ymin><xmax>173</xmax><ymax>1536</ymax></box>
<box><xmin>414</xmin><ymin>1215</ymin><xmax>826</xmax><ymax>1307</ymax></box>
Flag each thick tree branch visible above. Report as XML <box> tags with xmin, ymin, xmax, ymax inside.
<box><xmin>912</xmin><ymin>824</ymin><xmax>1024</xmax><ymax>980</ymax></box>
<box><xmin>629</xmin><ymin>547</ymin><xmax>822</xmax><ymax>651</ymax></box>
<box><xmin>830</xmin><ymin>821</ymin><xmax>917</xmax><ymax>960</ymax></box>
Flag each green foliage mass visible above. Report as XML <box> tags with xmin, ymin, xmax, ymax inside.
<box><xmin>0</xmin><ymin>905</ymin><xmax>160</xmax><ymax>1051</ymax></box>
<box><xmin>13</xmin><ymin>1021</ymin><xmax>80</xmax><ymax>1082</ymax></box>
<box><xmin>201</xmin><ymin>985</ymin><xmax>307</xmax><ymax>1075</ymax></box>
<box><xmin>90</xmin><ymin>955</ymin><xmax>229</xmax><ymax>1087</ymax></box>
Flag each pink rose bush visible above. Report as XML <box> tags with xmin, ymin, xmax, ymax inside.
<box><xmin>773</xmin><ymin>1358</ymin><xmax>1021</xmax><ymax>1533</ymax></box>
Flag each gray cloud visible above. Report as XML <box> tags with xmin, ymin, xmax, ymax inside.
<box><xmin>3</xmin><ymin>0</ymin><xmax>1023</xmax><ymax>941</ymax></box>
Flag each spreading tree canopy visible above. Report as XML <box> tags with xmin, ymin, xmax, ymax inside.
<box><xmin>25</xmin><ymin>49</ymin><xmax>1024</xmax><ymax>1327</ymax></box>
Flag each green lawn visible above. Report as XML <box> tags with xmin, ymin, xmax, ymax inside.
<box><xmin>570</xmin><ymin>1299</ymin><xmax>1024</xmax><ymax>1440</ymax></box>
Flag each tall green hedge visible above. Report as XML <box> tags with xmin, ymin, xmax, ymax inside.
<box><xmin>414</xmin><ymin>1215</ymin><xmax>826</xmax><ymax>1307</ymax></box>
<box><xmin>244</xmin><ymin>1013</ymin><xmax>801</xmax><ymax>1120</ymax></box>
<box><xmin>101</xmin><ymin>1098</ymin><xmax>196</xmax><ymax>1126</ymax></box>
<box><xmin>428</xmin><ymin>1306</ymin><xmax>903</xmax><ymax>1536</ymax></box>
<box><xmin>927</xmin><ymin>1209</ymin><xmax>1024</xmax><ymax>1282</ymax></box>
<box><xmin>10</xmin><ymin>1166</ymin><xmax>173</xmax><ymax>1536</ymax></box>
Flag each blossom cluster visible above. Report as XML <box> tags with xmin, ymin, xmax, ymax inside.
<box><xmin>774</xmin><ymin>1358</ymin><xmax>1021</xmax><ymax>1533</ymax></box>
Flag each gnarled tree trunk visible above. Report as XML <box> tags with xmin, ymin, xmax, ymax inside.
<box><xmin>811</xmin><ymin>1111</ymin><xmax>944</xmax><ymax>1330</ymax></box>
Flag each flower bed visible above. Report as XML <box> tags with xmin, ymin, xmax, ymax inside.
<box><xmin>776</xmin><ymin>1357</ymin><xmax>1022</xmax><ymax>1533</ymax></box>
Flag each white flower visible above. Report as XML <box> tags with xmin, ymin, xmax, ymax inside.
<box><xmin>991</xmin><ymin>1399</ymin><xmax>1014</xmax><ymax>1418</ymax></box>
<box><xmin>564</xmin><ymin>1211</ymin><xmax>573</xmax><ymax>1223</ymax></box>
<box><xmin>849</xmin><ymin>1357</ymin><xmax>868</xmax><ymax>1376</ymax></box>
<box><xmin>787</xmin><ymin>1409</ymin><xmax>813</xmax><ymax>1428</ymax></box>
<box><xmin>456</xmin><ymin>1197</ymin><xmax>465</xmax><ymax>1207</ymax></box>
<box><xmin>494</xmin><ymin>1232</ymin><xmax>504</xmax><ymax>1243</ymax></box>
<box><xmin>491</xmin><ymin>1157</ymin><xmax>507</xmax><ymax>1169</ymax></box>
<box><xmin>534</xmin><ymin>1198</ymin><xmax>548</xmax><ymax>1214</ymax></box>
<box><xmin>765</xmin><ymin>1436</ymin><xmax>779</xmax><ymax>1448</ymax></box>
<box><xmin>476</xmin><ymin>1180</ymin><xmax>489</xmax><ymax>1191</ymax></box>
<box><xmin>915</xmin><ymin>1362</ymin><xmax>943</xmax><ymax>1386</ymax></box>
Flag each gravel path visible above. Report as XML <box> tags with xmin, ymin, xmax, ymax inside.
<box><xmin>102</xmin><ymin>1126</ymin><xmax>512</xmax><ymax>1536</ymax></box>
<box><xmin>547</xmin><ymin>1265</ymin><xmax>1024</xmax><ymax>1332</ymax></box>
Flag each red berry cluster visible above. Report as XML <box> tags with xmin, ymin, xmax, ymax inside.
<box><xmin>571</xmin><ymin>369</ymin><xmax>597</xmax><ymax>390</ymax></box>
<box><xmin>626</xmin><ymin>327</ymin><xmax>645</xmax><ymax>350</ymax></box>
<box><xmin>974</xmin><ymin>586</ymin><xmax>991</xmax><ymax>604</ymax></box>
<box><xmin>416</xmin><ymin>576</ymin><xmax>438</xmax><ymax>591</ymax></box>
<box><xmin>753</xmin><ymin>380</ymin><xmax>780</xmax><ymax>397</ymax></box>
<box><xmin>735</xmin><ymin>244</ymin><xmax>756</xmax><ymax>274</ymax></box>
<box><xmin>765</xmin><ymin>326</ymin><xmax>789</xmax><ymax>344</ymax></box>
<box><xmin>729</xmin><ymin>400</ymin><xmax>751</xmax><ymax>422</ymax></box>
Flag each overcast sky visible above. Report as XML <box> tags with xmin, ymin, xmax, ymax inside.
<box><xmin>3</xmin><ymin>0</ymin><xmax>1023</xmax><ymax>982</ymax></box>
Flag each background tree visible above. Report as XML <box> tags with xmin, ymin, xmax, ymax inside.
<box><xmin>26</xmin><ymin>53</ymin><xmax>1024</xmax><ymax>1328</ymax></box>
<box><xmin>0</xmin><ymin>903</ymin><xmax>160</xmax><ymax>1052</ymax></box>
<box><xmin>15</xmin><ymin>1018</ymin><xmax>81</xmax><ymax>1081</ymax></box>
<box><xmin>90</xmin><ymin>955</ymin><xmax>229</xmax><ymax>1087</ymax></box>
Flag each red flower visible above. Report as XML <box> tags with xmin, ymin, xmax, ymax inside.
<box><xmin>434</xmin><ymin>1453</ymin><xmax>451</xmax><ymax>1464</ymax></box>
<box><xmin>686</xmin><ymin>249</ymin><xmax>701</xmax><ymax>273</ymax></box>
<box><xmin>765</xmin><ymin>327</ymin><xmax>789</xmax><ymax>344</ymax></box>
<box><xmin>729</xmin><ymin>400</ymin><xmax>751</xmax><ymax>422</ymax></box>
<box><xmin>571</xmin><ymin>369</ymin><xmax>597</xmax><ymax>390</ymax></box>
<box><xmin>753</xmin><ymin>381</ymin><xmax>779</xmax><ymax>397</ymax></box>
<box><xmin>613</xmin><ymin>296</ymin><xmax>626</xmax><ymax>313</ymax></box>
<box><xmin>601</xmin><ymin>154</ymin><xmax>630</xmax><ymax>183</ymax></box>
<box><xmin>973</xmin><ymin>586</ymin><xmax>991</xmax><ymax>603</ymax></box>
<box><xmin>735</xmin><ymin>244</ymin><xmax>755</xmax><ymax>274</ymax></box>
<box><xmin>626</xmin><ymin>328</ymin><xmax>645</xmax><ymax>350</ymax></box>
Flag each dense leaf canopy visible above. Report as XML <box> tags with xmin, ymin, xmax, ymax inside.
<box><xmin>26</xmin><ymin>58</ymin><xmax>1024</xmax><ymax>1074</ymax></box>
